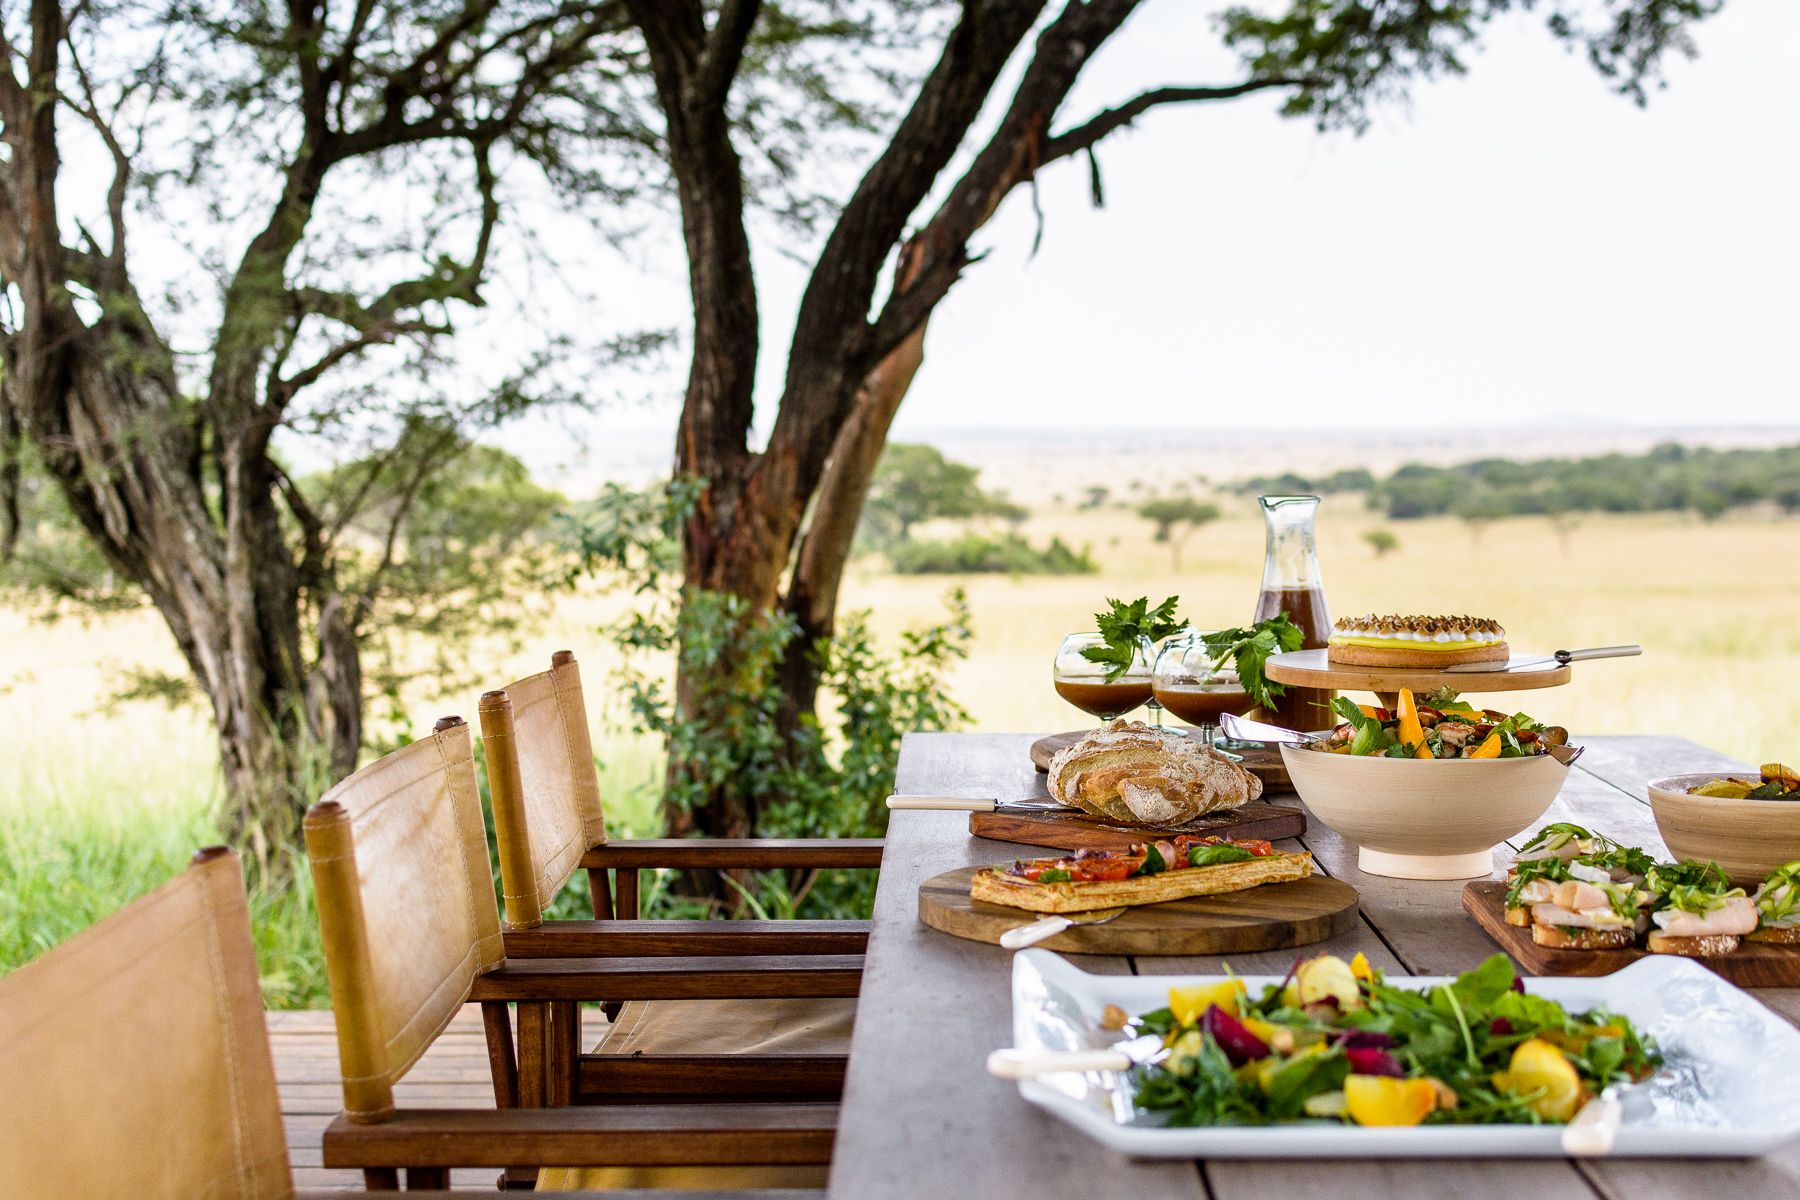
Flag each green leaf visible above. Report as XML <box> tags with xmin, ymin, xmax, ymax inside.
<box><xmin>1086</xmin><ymin>595</ymin><xmax>1181</xmax><ymax>680</ymax></box>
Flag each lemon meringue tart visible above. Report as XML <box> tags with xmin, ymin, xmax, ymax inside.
<box><xmin>1326</xmin><ymin>614</ymin><xmax>1509</xmax><ymax>668</ymax></box>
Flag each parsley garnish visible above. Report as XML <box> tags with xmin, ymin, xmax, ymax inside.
<box><xmin>1082</xmin><ymin>595</ymin><xmax>1183</xmax><ymax>681</ymax></box>
<box><xmin>1201</xmin><ymin>614</ymin><xmax>1305</xmax><ymax>710</ymax></box>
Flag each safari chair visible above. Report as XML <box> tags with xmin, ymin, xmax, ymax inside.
<box><xmin>306</xmin><ymin>715</ymin><xmax>845</xmax><ymax>1190</ymax></box>
<box><xmin>0</xmin><ymin>844</ymin><xmax>820</xmax><ymax>1198</ymax></box>
<box><xmin>479</xmin><ymin>651</ymin><xmax>882</xmax><ymax>1108</ymax></box>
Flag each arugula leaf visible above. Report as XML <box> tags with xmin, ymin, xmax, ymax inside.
<box><xmin>1331</xmin><ymin>696</ymin><xmax>1396</xmax><ymax>756</ymax></box>
<box><xmin>1202</xmin><ymin>614</ymin><xmax>1304</xmax><ymax>710</ymax></box>
<box><xmin>1264</xmin><ymin>1048</ymin><xmax>1350</xmax><ymax>1118</ymax></box>
<box><xmin>1450</xmin><ymin>954</ymin><xmax>1517</xmax><ymax>1009</ymax></box>
<box><xmin>1082</xmin><ymin>595</ymin><xmax>1182</xmax><ymax>681</ymax></box>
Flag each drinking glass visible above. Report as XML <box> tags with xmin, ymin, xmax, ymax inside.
<box><xmin>1052</xmin><ymin>632</ymin><xmax>1153</xmax><ymax>728</ymax></box>
<box><xmin>1152</xmin><ymin>631</ymin><xmax>1256</xmax><ymax>756</ymax></box>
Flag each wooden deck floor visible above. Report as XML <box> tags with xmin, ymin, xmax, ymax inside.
<box><xmin>270</xmin><ymin>1008</ymin><xmax>498</xmax><ymax>1191</ymax></box>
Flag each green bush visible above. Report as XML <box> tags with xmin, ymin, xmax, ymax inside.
<box><xmin>887</xmin><ymin>532</ymin><xmax>1095</xmax><ymax>575</ymax></box>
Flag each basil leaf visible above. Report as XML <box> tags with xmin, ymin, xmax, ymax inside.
<box><xmin>1137</xmin><ymin>844</ymin><xmax>1168</xmax><ymax>875</ymax></box>
<box><xmin>1189</xmin><ymin>843</ymin><xmax>1254</xmax><ymax>867</ymax></box>
<box><xmin>1037</xmin><ymin>868</ymin><xmax>1071</xmax><ymax>882</ymax></box>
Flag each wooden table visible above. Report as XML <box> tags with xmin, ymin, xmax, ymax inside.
<box><xmin>829</xmin><ymin>733</ymin><xmax>1800</xmax><ymax>1199</ymax></box>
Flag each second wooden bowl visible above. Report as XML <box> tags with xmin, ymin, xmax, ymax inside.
<box><xmin>1280</xmin><ymin>745</ymin><xmax>1568</xmax><ymax>880</ymax></box>
<box><xmin>1648</xmin><ymin>773</ymin><xmax>1800</xmax><ymax>884</ymax></box>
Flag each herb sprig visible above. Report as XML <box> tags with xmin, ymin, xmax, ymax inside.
<box><xmin>1082</xmin><ymin>595</ymin><xmax>1184</xmax><ymax>681</ymax></box>
<box><xmin>1201</xmin><ymin>614</ymin><xmax>1304</xmax><ymax>710</ymax></box>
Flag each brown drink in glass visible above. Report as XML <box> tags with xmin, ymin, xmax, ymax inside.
<box><xmin>1054</xmin><ymin>678</ymin><xmax>1155</xmax><ymax>721</ymax></box>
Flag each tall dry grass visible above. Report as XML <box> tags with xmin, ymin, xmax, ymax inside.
<box><xmin>3</xmin><ymin>505</ymin><xmax>1795</xmax><ymax>1002</ymax></box>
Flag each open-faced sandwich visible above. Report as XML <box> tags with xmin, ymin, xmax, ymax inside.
<box><xmin>1046</xmin><ymin>719</ymin><xmax>1262</xmax><ymax>826</ymax></box>
<box><xmin>1504</xmin><ymin>834</ymin><xmax>1654</xmax><ymax>951</ymax></box>
<box><xmin>1643</xmin><ymin>860</ymin><xmax>1757</xmax><ymax>957</ymax></box>
<box><xmin>1326</xmin><ymin>614</ymin><xmax>1508</xmax><ymax>668</ymax></box>
<box><xmin>971</xmin><ymin>836</ymin><xmax>1312</xmax><ymax>914</ymax></box>
<box><xmin>1497</xmin><ymin>832</ymin><xmax>1800</xmax><ymax>960</ymax></box>
<box><xmin>1749</xmin><ymin>862</ymin><xmax>1800</xmax><ymax>944</ymax></box>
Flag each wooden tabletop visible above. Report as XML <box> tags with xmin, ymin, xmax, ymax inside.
<box><xmin>829</xmin><ymin>733</ymin><xmax>1800</xmax><ymax>1199</ymax></box>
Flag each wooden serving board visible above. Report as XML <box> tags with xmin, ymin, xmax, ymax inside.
<box><xmin>1266</xmin><ymin>648</ymin><xmax>1571</xmax><ymax>696</ymax></box>
<box><xmin>919</xmin><ymin>865</ymin><xmax>1358</xmax><ymax>956</ymax></box>
<box><xmin>969</xmin><ymin>801</ymin><xmax>1306</xmax><ymax>854</ymax></box>
<box><xmin>1029</xmin><ymin>730</ymin><xmax>1293</xmax><ymax>791</ymax></box>
<box><xmin>1462</xmin><ymin>880</ymin><xmax>1800</xmax><ymax>987</ymax></box>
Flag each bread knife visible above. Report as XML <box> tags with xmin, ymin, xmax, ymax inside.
<box><xmin>885</xmin><ymin>794</ymin><xmax>1075</xmax><ymax>814</ymax></box>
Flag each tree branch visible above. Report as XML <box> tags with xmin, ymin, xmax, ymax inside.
<box><xmin>697</xmin><ymin>0</ymin><xmax>761</xmax><ymax>103</ymax></box>
<box><xmin>1042</xmin><ymin>78</ymin><xmax>1312</xmax><ymax>164</ymax></box>
<box><xmin>352</xmin><ymin>423</ymin><xmax>465</xmax><ymax>624</ymax></box>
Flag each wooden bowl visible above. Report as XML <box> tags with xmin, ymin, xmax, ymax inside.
<box><xmin>1648</xmin><ymin>773</ymin><xmax>1800</xmax><ymax>885</ymax></box>
<box><xmin>1278</xmin><ymin>745</ymin><xmax>1569</xmax><ymax>880</ymax></box>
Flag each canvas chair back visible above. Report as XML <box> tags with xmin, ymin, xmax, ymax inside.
<box><xmin>479</xmin><ymin>650</ymin><xmax>608</xmax><ymax>929</ymax></box>
<box><xmin>0</xmin><ymin>847</ymin><xmax>292</xmax><ymax>1200</ymax></box>
<box><xmin>305</xmin><ymin>716</ymin><xmax>504</xmax><ymax>1122</ymax></box>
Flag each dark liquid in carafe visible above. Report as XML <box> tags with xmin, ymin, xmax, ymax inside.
<box><xmin>1255</xmin><ymin>585</ymin><xmax>1335</xmax><ymax>731</ymax></box>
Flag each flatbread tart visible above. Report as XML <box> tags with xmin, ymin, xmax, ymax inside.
<box><xmin>971</xmin><ymin>836</ymin><xmax>1314</xmax><ymax>914</ymax></box>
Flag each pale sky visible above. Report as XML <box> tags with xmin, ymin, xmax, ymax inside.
<box><xmin>510</xmin><ymin>0</ymin><xmax>1799</xmax><ymax>457</ymax></box>
<box><xmin>56</xmin><ymin>2</ymin><xmax>1800</xmax><ymax>476</ymax></box>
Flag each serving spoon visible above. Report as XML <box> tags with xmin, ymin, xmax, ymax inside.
<box><xmin>998</xmin><ymin>907</ymin><xmax>1128</xmax><ymax>949</ymax></box>
<box><xmin>1218</xmin><ymin>712</ymin><xmax>1323</xmax><ymax>746</ymax></box>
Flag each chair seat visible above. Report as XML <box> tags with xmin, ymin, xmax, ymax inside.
<box><xmin>596</xmin><ymin>997</ymin><xmax>857</xmax><ymax>1057</ymax></box>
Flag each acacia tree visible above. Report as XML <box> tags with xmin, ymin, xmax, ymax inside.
<box><xmin>623</xmin><ymin>0</ymin><xmax>1722</xmax><ymax>842</ymax></box>
<box><xmin>0</xmin><ymin>2</ymin><xmax>671</xmax><ymax>851</ymax></box>
<box><xmin>0</xmin><ymin>0</ymin><xmax>1727</xmax><ymax>856</ymax></box>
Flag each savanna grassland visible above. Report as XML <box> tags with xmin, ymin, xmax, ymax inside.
<box><xmin>3</xmin><ymin>499</ymin><xmax>1796</xmax><ymax>1001</ymax></box>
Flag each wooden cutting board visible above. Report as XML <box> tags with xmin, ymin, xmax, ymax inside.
<box><xmin>1029</xmin><ymin>730</ymin><xmax>1293</xmax><ymax>792</ymax></box>
<box><xmin>969</xmin><ymin>801</ymin><xmax>1306</xmax><ymax>854</ymax></box>
<box><xmin>919</xmin><ymin>865</ymin><xmax>1358</xmax><ymax>955</ymax></box>
<box><xmin>1462</xmin><ymin>881</ymin><xmax>1800</xmax><ymax>987</ymax></box>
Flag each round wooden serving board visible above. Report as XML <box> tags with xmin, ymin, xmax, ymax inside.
<box><xmin>918</xmin><ymin>865</ymin><xmax>1359</xmax><ymax>956</ymax></box>
<box><xmin>1265</xmin><ymin>648</ymin><xmax>1571</xmax><ymax>696</ymax></box>
<box><xmin>1029</xmin><ymin>730</ymin><xmax>1292</xmax><ymax>792</ymax></box>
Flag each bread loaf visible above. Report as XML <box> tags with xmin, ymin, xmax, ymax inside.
<box><xmin>1046</xmin><ymin>720</ymin><xmax>1261</xmax><ymax>827</ymax></box>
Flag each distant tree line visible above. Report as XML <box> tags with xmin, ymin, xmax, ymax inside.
<box><xmin>1369</xmin><ymin>444</ymin><xmax>1800</xmax><ymax>522</ymax></box>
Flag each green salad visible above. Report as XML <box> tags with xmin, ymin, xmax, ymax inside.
<box><xmin>1131</xmin><ymin>952</ymin><xmax>1659</xmax><ymax>1127</ymax></box>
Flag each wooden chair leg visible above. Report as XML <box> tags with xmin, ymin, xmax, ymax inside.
<box><xmin>363</xmin><ymin>1167</ymin><xmax>400</xmax><ymax>1190</ymax></box>
<box><xmin>548</xmin><ymin>1001</ymin><xmax>579</xmax><ymax>1107</ymax></box>
<box><xmin>405</xmin><ymin>1166</ymin><xmax>449</xmax><ymax>1189</ymax></box>
<box><xmin>482</xmin><ymin>1000</ymin><xmax>520</xmax><ymax>1108</ymax></box>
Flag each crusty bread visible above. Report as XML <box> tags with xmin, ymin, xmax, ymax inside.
<box><xmin>1327</xmin><ymin>642</ymin><xmax>1509</xmax><ymax>669</ymax></box>
<box><xmin>1045</xmin><ymin>720</ymin><xmax>1261</xmax><ymax>827</ymax></box>
<box><xmin>1530</xmin><ymin>923</ymin><xmax>1633</xmax><ymax>950</ymax></box>
<box><xmin>1647</xmin><ymin>930</ymin><xmax>1741</xmax><ymax>957</ymax></box>
<box><xmin>1747</xmin><ymin>925</ymin><xmax>1800</xmax><ymax>945</ymax></box>
<box><xmin>1504</xmin><ymin>905</ymin><xmax>1532</xmax><ymax>928</ymax></box>
<box><xmin>969</xmin><ymin>850</ymin><xmax>1314</xmax><ymax>914</ymax></box>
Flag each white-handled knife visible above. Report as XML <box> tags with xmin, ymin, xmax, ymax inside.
<box><xmin>986</xmin><ymin>1034</ymin><xmax>1166</xmax><ymax>1079</ymax></box>
<box><xmin>1445</xmin><ymin>645</ymin><xmax>1642</xmax><ymax>674</ymax></box>
<box><xmin>885</xmin><ymin>794</ymin><xmax>1074</xmax><ymax>814</ymax></box>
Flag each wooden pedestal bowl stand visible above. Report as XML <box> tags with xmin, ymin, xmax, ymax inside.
<box><xmin>919</xmin><ymin>866</ymin><xmax>1359</xmax><ymax>956</ymax></box>
<box><xmin>1264</xmin><ymin>648</ymin><xmax>1576</xmax><ymax>881</ymax></box>
<box><xmin>1264</xmin><ymin>648</ymin><xmax>1572</xmax><ymax>715</ymax></box>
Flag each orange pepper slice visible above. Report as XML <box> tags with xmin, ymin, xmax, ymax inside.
<box><xmin>1395</xmin><ymin>687</ymin><xmax>1433</xmax><ymax>759</ymax></box>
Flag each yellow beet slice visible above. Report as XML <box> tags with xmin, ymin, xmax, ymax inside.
<box><xmin>1344</xmin><ymin>1075</ymin><xmax>1437</xmax><ymax>1126</ymax></box>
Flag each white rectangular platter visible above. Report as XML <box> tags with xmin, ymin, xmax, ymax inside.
<box><xmin>1010</xmin><ymin>949</ymin><xmax>1800</xmax><ymax>1158</ymax></box>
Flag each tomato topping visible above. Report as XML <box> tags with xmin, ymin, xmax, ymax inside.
<box><xmin>1072</xmin><ymin>859</ymin><xmax>1135</xmax><ymax>882</ymax></box>
<box><xmin>1233</xmin><ymin>839</ymin><xmax>1275</xmax><ymax>857</ymax></box>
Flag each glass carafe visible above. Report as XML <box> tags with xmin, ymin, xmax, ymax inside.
<box><xmin>1252</xmin><ymin>495</ymin><xmax>1335</xmax><ymax>730</ymax></box>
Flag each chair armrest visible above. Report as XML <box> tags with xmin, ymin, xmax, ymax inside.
<box><xmin>504</xmin><ymin>919</ymin><xmax>868</xmax><ymax>958</ymax></box>
<box><xmin>469</xmin><ymin>954</ymin><xmax>863</xmax><ymax>1001</ymax></box>
<box><xmin>304</xmin><ymin>1192</ymin><xmax>825</xmax><ymax>1199</ymax></box>
<box><xmin>321</xmin><ymin>1104</ymin><xmax>837</xmax><ymax>1168</ymax></box>
<box><xmin>583</xmin><ymin>838</ymin><xmax>884</xmax><ymax>871</ymax></box>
